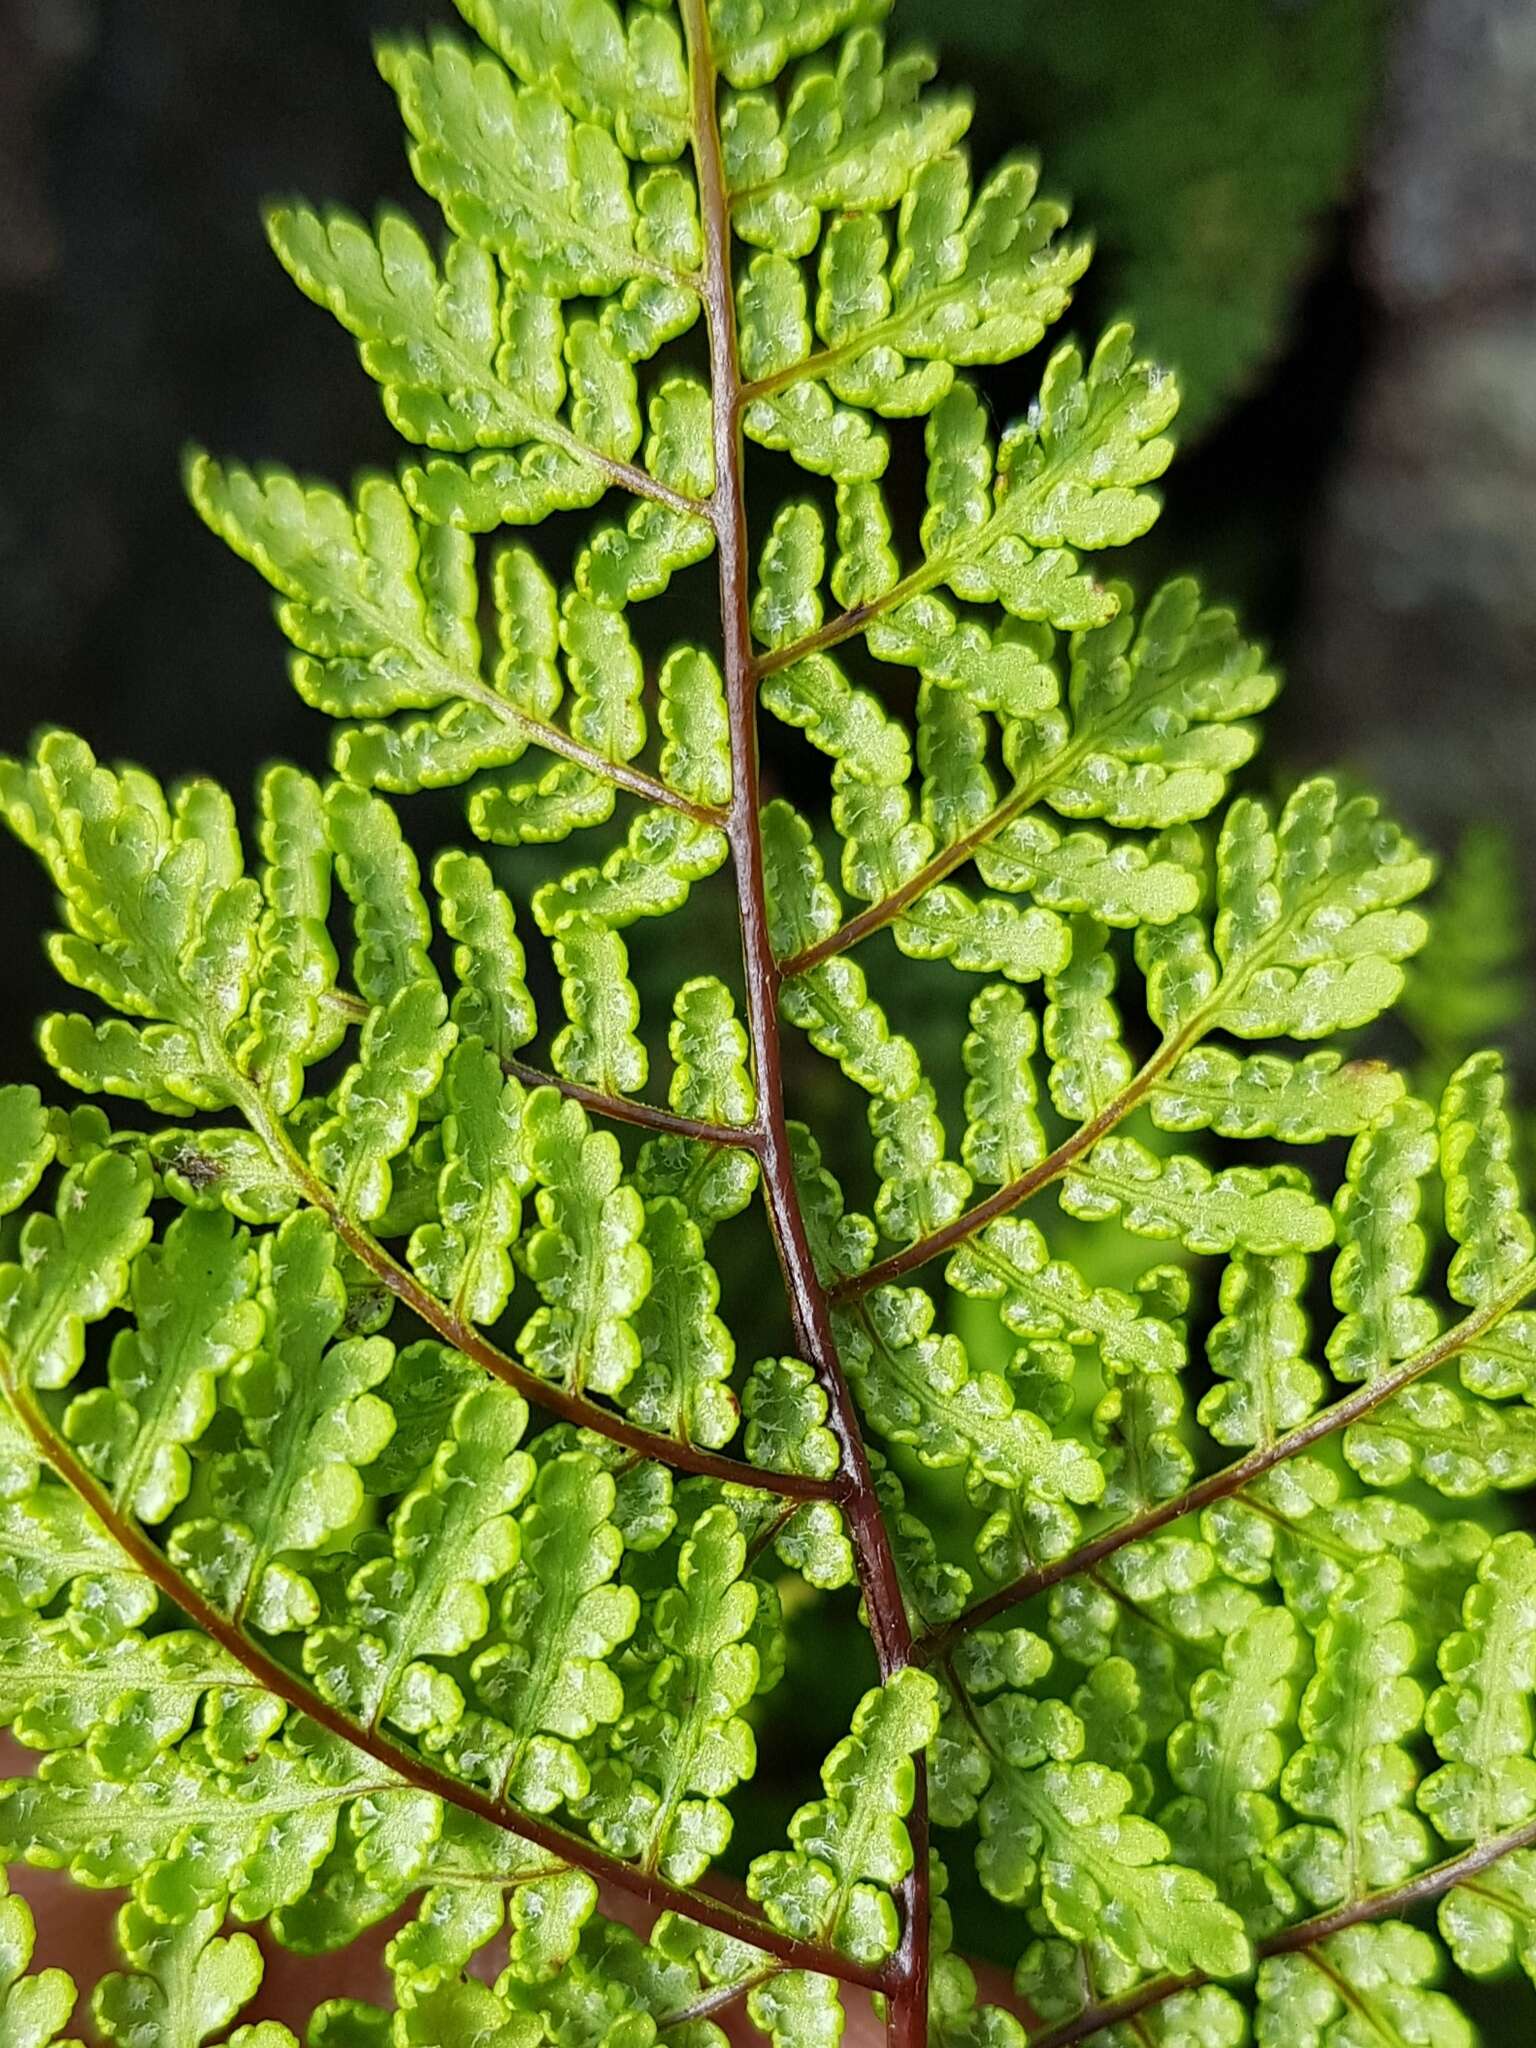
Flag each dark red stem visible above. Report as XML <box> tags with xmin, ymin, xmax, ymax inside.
<box><xmin>502</xmin><ymin>1056</ymin><xmax>763</xmax><ymax>1150</ymax></box>
<box><xmin>680</xmin><ymin>7</ymin><xmax>930</xmax><ymax>2041</ymax></box>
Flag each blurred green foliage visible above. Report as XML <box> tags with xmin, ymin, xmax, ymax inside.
<box><xmin>902</xmin><ymin>0</ymin><xmax>1395</xmax><ymax>432</ymax></box>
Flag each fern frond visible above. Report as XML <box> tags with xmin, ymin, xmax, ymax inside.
<box><xmin>1</xmin><ymin>3</ymin><xmax>1532</xmax><ymax>2043</ymax></box>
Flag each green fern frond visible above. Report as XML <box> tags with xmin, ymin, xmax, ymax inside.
<box><xmin>0</xmin><ymin>3</ymin><xmax>1529</xmax><ymax>2044</ymax></box>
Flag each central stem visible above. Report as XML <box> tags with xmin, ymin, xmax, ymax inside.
<box><xmin>679</xmin><ymin>5</ymin><xmax>928</xmax><ymax>2038</ymax></box>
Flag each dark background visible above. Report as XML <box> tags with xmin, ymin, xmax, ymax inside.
<box><xmin>3</xmin><ymin>0</ymin><xmax>1534</xmax><ymax>1082</ymax></box>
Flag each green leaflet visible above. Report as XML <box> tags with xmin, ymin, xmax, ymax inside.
<box><xmin>516</xmin><ymin>1089</ymin><xmax>651</xmax><ymax>1397</ymax></box>
<box><xmin>841</xmin><ymin>1283</ymin><xmax>1104</xmax><ymax>1563</ymax></box>
<box><xmin>582</xmin><ymin>1504</ymin><xmax>760</xmax><ymax>1881</ymax></box>
<box><xmin>245</xmin><ymin>766</ymin><xmax>345</xmax><ymax>1111</ymax></box>
<box><xmin>725</xmin><ymin>30</ymin><xmax>971</xmax><ymax>261</ymax></box>
<box><xmin>1</xmin><ymin>736</ymin><xmax>267</xmax><ymax>1117</ymax></box>
<box><xmin>1212</xmin><ymin>780</ymin><xmax>1433</xmax><ymax>1039</ymax></box>
<box><xmin>63</xmin><ymin>1208</ymin><xmax>263</xmax><ymax>1525</ymax></box>
<box><xmin>1093</xmin><ymin>1312</ymin><xmax>1194</xmax><ymax>1517</ymax></box>
<box><xmin>309</xmin><ymin>980</ymin><xmax>456</xmax><ymax>1225</ymax></box>
<box><xmin>187</xmin><ymin>461</ymin><xmax>491</xmax><ymax>722</ymax></box>
<box><xmin>499</xmin><ymin>1913</ymin><xmax>743</xmax><ymax>2048</ymax></box>
<box><xmin>1442</xmin><ymin>1050</ymin><xmax>1536</xmax><ymax>1308</ymax></box>
<box><xmin>871</xmin><ymin>1084</ymin><xmax>971</xmax><ymax>1244</ymax></box>
<box><xmin>961</xmin><ymin>985</ymin><xmax>1046</xmax><ymax>1186</ymax></box>
<box><xmin>533</xmin><ymin>809</ymin><xmax>729</xmax><ymax>933</ymax></box>
<box><xmin>1061</xmin><ymin>1142</ymin><xmax>1335</xmax><ymax>1258</ymax></box>
<box><xmin>624</xmin><ymin>1197</ymin><xmax>738</xmax><ymax>1449</ymax></box>
<box><xmin>0</xmin><ymin>1873</ymin><xmax>77</xmax><ymax>2046</ymax></box>
<box><xmin>1162</xmin><ymin>1606</ymin><xmax>1304</xmax><ymax>1939</ymax></box>
<box><xmin>550</xmin><ymin>920</ymin><xmax>648</xmax><ymax>1097</ymax></box>
<box><xmin>1043</xmin><ymin>919</ymin><xmax>1133</xmax><ymax>1120</ymax></box>
<box><xmin>1257</xmin><ymin>1924</ymin><xmax>1472</xmax><ymax>2048</ymax></box>
<box><xmin>743</xmin><ymin>1356</ymin><xmax>842</xmax><ymax>1482</ymax></box>
<box><xmin>0</xmin><ymin>1150</ymin><xmax>153</xmax><ymax>1395</ymax></box>
<box><xmin>433</xmin><ymin>851</ymin><xmax>537</xmax><ymax>1061</ymax></box>
<box><xmin>756</xmin><ymin>151</ymin><xmax>1089</xmax><ymax>414</ymax></box>
<box><xmin>1440</xmin><ymin>1848</ymin><xmax>1536</xmax><ymax>1989</ymax></box>
<box><xmin>659</xmin><ymin>649</ymin><xmax>732</xmax><ymax>809</ymax></box>
<box><xmin>1036</xmin><ymin>578</ymin><xmax>1277</xmax><ymax>827</ymax></box>
<box><xmin>93</xmin><ymin>1898</ymin><xmax>266</xmax><ymax>2048</ymax></box>
<box><xmin>304</xmin><ymin>1387</ymin><xmax>534</xmax><ymax>1744</ymax></box>
<box><xmin>169</xmin><ymin>1211</ymin><xmax>394</xmax><ymax>1632</ymax></box>
<box><xmin>0</xmin><ymin>1729</ymin><xmax>390</xmax><ymax>1909</ymax></box>
<box><xmin>1199</xmin><ymin>1253</ymin><xmax>1321</xmax><ymax>1451</ymax></box>
<box><xmin>634</xmin><ymin>979</ymin><xmax>759</xmax><ymax>1230</ymax></box>
<box><xmin>1345</xmin><ymin>1379</ymin><xmax>1536</xmax><ymax>1499</ymax></box>
<box><xmin>468</xmin><ymin>1451</ymin><xmax>637</xmax><ymax>1814</ymax></box>
<box><xmin>1150</xmin><ymin>1048</ymin><xmax>1404</xmax><ymax>1144</ymax></box>
<box><xmin>407</xmin><ymin>1041</ymin><xmax>530</xmax><ymax>1324</ymax></box>
<box><xmin>1275</xmin><ymin>1562</ymin><xmax>1430</xmax><ymax>1910</ymax></box>
<box><xmin>748</xmin><ymin>1667</ymin><xmax>939</xmax><ymax>1966</ymax></box>
<box><xmin>974</xmin><ymin>812</ymin><xmax>1199</xmax><ymax>928</ymax></box>
<box><xmin>1419</xmin><ymin>1532</ymin><xmax>1536</xmax><ymax>1846</ymax></box>
<box><xmin>1327</xmin><ymin>1097</ymin><xmax>1440</xmax><ymax>1386</ymax></box>
<box><xmin>0</xmin><ymin>1620</ymin><xmax>278</xmax><ymax>1781</ymax></box>
<box><xmin>0</xmin><ymin>1089</ymin><xmax>53</xmax><ymax>1221</ymax></box>
<box><xmin>949</xmin><ymin>1217</ymin><xmax>1186</xmax><ymax>1377</ymax></box>
<box><xmin>937</xmin><ymin>1633</ymin><xmax>1250</xmax><ymax>1981</ymax></box>
<box><xmin>452</xmin><ymin>0</ymin><xmax>689</xmax><ymax>160</ymax></box>
<box><xmin>379</xmin><ymin>35</ymin><xmax>699</xmax><ymax>296</ymax></box>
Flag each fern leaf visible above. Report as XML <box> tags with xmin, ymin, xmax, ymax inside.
<box><xmin>1162</xmin><ymin>1605</ymin><xmax>1304</xmax><ymax>1939</ymax></box>
<box><xmin>187</xmin><ymin>463</ymin><xmax>487</xmax><ymax>721</ymax></box>
<box><xmin>940</xmin><ymin>1632</ymin><xmax>1249</xmax><ymax>1980</ymax></box>
<box><xmin>0</xmin><ymin>1151</ymin><xmax>153</xmax><ymax>1394</ymax></box>
<box><xmin>841</xmin><ymin>1283</ymin><xmax>1104</xmax><ymax>1559</ymax></box>
<box><xmin>93</xmin><ymin>1899</ymin><xmax>266</xmax><ymax>2048</ymax></box>
<box><xmin>1442</xmin><ymin>1049</ymin><xmax>1536</xmax><ymax>1308</ymax></box>
<box><xmin>303</xmin><ymin>1387</ymin><xmax>534</xmax><ymax>1742</ymax></box>
<box><xmin>1440</xmin><ymin>1848</ymin><xmax>1536</xmax><ymax>1989</ymax></box>
<box><xmin>309</xmin><ymin>982</ymin><xmax>455</xmax><ymax>1226</ymax></box>
<box><xmin>1256</xmin><ymin>1924</ymin><xmax>1471</xmax><ymax>2048</ymax></box>
<box><xmin>626</xmin><ymin>1198</ymin><xmax>738</xmax><ymax>1449</ymax></box>
<box><xmin>1275</xmin><ymin>1562</ymin><xmax>1430</xmax><ymax>1909</ymax></box>
<box><xmin>961</xmin><ymin>986</ymin><xmax>1046</xmax><ymax>1186</ymax></box>
<box><xmin>1418</xmin><ymin>1531</ymin><xmax>1536</xmax><ymax>1846</ymax></box>
<box><xmin>6</xmin><ymin>4</ymin><xmax>1536</xmax><ymax>2042</ymax></box>
<box><xmin>380</xmin><ymin>35</ymin><xmax>698</xmax><ymax>300</ymax></box>
<box><xmin>726</xmin><ymin>30</ymin><xmax>970</xmax><ymax>259</ymax></box>
<box><xmin>950</xmin><ymin>1217</ymin><xmax>1185</xmax><ymax>1376</ymax></box>
<box><xmin>407</xmin><ymin>1042</ymin><xmax>529</xmax><ymax>1323</ymax></box>
<box><xmin>468</xmin><ymin>1451</ymin><xmax>637</xmax><ymax>1813</ymax></box>
<box><xmin>1043</xmin><ymin>919</ymin><xmax>1133</xmax><ymax>1120</ymax></box>
<box><xmin>453</xmin><ymin>0</ymin><xmax>691</xmax><ymax>158</ymax></box>
<box><xmin>0</xmin><ymin>1875</ymin><xmax>78</xmax><ymax>2045</ymax></box>
<box><xmin>1213</xmin><ymin>781</ymin><xmax>1433</xmax><ymax>1038</ymax></box>
<box><xmin>516</xmin><ymin>1089</ymin><xmax>650</xmax><ymax>1397</ymax></box>
<box><xmin>1150</xmin><ymin>1047</ymin><xmax>1404</xmax><ymax>1144</ymax></box>
<box><xmin>582</xmin><ymin>1503</ymin><xmax>760</xmax><ymax>1880</ymax></box>
<box><xmin>1061</xmin><ymin>1143</ymin><xmax>1335</xmax><ymax>1257</ymax></box>
<box><xmin>167</xmin><ymin>1212</ymin><xmax>393</xmax><ymax>1631</ymax></box>
<box><xmin>748</xmin><ymin>1667</ymin><xmax>938</xmax><ymax>1966</ymax></box>
<box><xmin>1199</xmin><ymin>1252</ymin><xmax>1321</xmax><ymax>1450</ymax></box>
<box><xmin>62</xmin><ymin>1209</ymin><xmax>263</xmax><ymax>1525</ymax></box>
<box><xmin>1326</xmin><ymin>1097</ymin><xmax>1441</xmax><ymax>1385</ymax></box>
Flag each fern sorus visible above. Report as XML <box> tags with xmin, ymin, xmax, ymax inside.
<box><xmin>0</xmin><ymin>2</ymin><xmax>1529</xmax><ymax>2044</ymax></box>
